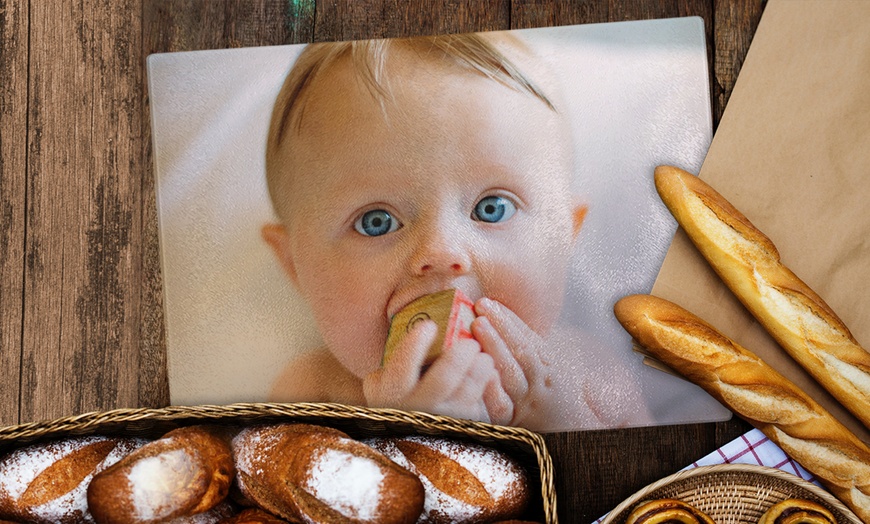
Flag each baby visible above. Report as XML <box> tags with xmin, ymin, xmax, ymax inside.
<box><xmin>262</xmin><ymin>32</ymin><xmax>650</xmax><ymax>431</ymax></box>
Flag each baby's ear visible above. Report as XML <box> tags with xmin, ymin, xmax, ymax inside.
<box><xmin>572</xmin><ymin>200</ymin><xmax>588</xmax><ymax>240</ymax></box>
<box><xmin>261</xmin><ymin>223</ymin><xmax>299</xmax><ymax>287</ymax></box>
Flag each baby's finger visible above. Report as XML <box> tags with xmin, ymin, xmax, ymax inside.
<box><xmin>413</xmin><ymin>338</ymin><xmax>480</xmax><ymax>401</ymax></box>
<box><xmin>476</xmin><ymin>298</ymin><xmax>550</xmax><ymax>369</ymax></box>
<box><xmin>373</xmin><ymin>320</ymin><xmax>438</xmax><ymax>400</ymax></box>
<box><xmin>472</xmin><ymin>316</ymin><xmax>528</xmax><ymax>400</ymax></box>
<box><xmin>448</xmin><ymin>353</ymin><xmax>497</xmax><ymax>407</ymax></box>
<box><xmin>484</xmin><ymin>374</ymin><xmax>514</xmax><ymax>426</ymax></box>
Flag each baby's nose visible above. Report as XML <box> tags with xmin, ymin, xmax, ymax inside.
<box><xmin>412</xmin><ymin>232</ymin><xmax>472</xmax><ymax>276</ymax></box>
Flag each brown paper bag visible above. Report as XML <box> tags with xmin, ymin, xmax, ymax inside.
<box><xmin>651</xmin><ymin>0</ymin><xmax>870</xmax><ymax>443</ymax></box>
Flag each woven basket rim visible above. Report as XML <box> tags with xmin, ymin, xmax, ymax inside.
<box><xmin>600</xmin><ymin>463</ymin><xmax>861</xmax><ymax>524</ymax></box>
<box><xmin>0</xmin><ymin>402</ymin><xmax>542</xmax><ymax>441</ymax></box>
<box><xmin>0</xmin><ymin>402</ymin><xmax>558</xmax><ymax>524</ymax></box>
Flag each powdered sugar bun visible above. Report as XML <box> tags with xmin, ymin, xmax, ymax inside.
<box><xmin>231</xmin><ymin>424</ymin><xmax>424</xmax><ymax>524</ymax></box>
<box><xmin>365</xmin><ymin>436</ymin><xmax>530</xmax><ymax>524</ymax></box>
<box><xmin>0</xmin><ymin>436</ymin><xmax>147</xmax><ymax>524</ymax></box>
<box><xmin>87</xmin><ymin>425</ymin><xmax>235</xmax><ymax>524</ymax></box>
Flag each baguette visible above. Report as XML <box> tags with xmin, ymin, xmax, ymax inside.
<box><xmin>654</xmin><ymin>165</ymin><xmax>870</xmax><ymax>430</ymax></box>
<box><xmin>614</xmin><ymin>294</ymin><xmax>870</xmax><ymax>523</ymax></box>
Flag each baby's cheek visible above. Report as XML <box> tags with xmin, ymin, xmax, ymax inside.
<box><xmin>316</xmin><ymin>292</ymin><xmax>391</xmax><ymax>379</ymax></box>
<box><xmin>486</xmin><ymin>260</ymin><xmax>567</xmax><ymax>336</ymax></box>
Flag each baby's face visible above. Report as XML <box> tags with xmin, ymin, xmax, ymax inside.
<box><xmin>268</xmin><ymin>50</ymin><xmax>582</xmax><ymax>379</ymax></box>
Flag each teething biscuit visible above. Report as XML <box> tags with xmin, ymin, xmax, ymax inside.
<box><xmin>383</xmin><ymin>289</ymin><xmax>475</xmax><ymax>366</ymax></box>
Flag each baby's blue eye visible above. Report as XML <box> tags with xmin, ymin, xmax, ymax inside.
<box><xmin>472</xmin><ymin>195</ymin><xmax>516</xmax><ymax>223</ymax></box>
<box><xmin>354</xmin><ymin>209</ymin><xmax>401</xmax><ymax>237</ymax></box>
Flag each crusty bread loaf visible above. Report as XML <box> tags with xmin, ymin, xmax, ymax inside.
<box><xmin>624</xmin><ymin>499</ymin><xmax>715</xmax><ymax>524</ymax></box>
<box><xmin>0</xmin><ymin>436</ymin><xmax>146</xmax><ymax>524</ymax></box>
<box><xmin>757</xmin><ymin>499</ymin><xmax>836</xmax><ymax>524</ymax></box>
<box><xmin>87</xmin><ymin>425</ymin><xmax>235</xmax><ymax>524</ymax></box>
<box><xmin>654</xmin><ymin>165</ymin><xmax>870</xmax><ymax>430</ymax></box>
<box><xmin>365</xmin><ymin>436</ymin><xmax>530</xmax><ymax>524</ymax></box>
<box><xmin>217</xmin><ymin>508</ymin><xmax>287</xmax><ymax>524</ymax></box>
<box><xmin>614</xmin><ymin>294</ymin><xmax>870</xmax><ymax>523</ymax></box>
<box><xmin>232</xmin><ymin>424</ymin><xmax>424</xmax><ymax>524</ymax></box>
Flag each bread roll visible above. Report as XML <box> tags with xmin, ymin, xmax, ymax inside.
<box><xmin>0</xmin><ymin>435</ymin><xmax>146</xmax><ymax>523</ymax></box>
<box><xmin>624</xmin><ymin>499</ymin><xmax>715</xmax><ymax>524</ymax></box>
<box><xmin>365</xmin><ymin>436</ymin><xmax>530</xmax><ymax>524</ymax></box>
<box><xmin>614</xmin><ymin>294</ymin><xmax>870</xmax><ymax>523</ymax></box>
<box><xmin>231</xmin><ymin>424</ymin><xmax>424</xmax><ymax>524</ymax></box>
<box><xmin>757</xmin><ymin>499</ymin><xmax>836</xmax><ymax>524</ymax></box>
<box><xmin>168</xmin><ymin>501</ymin><xmax>235</xmax><ymax>524</ymax></box>
<box><xmin>87</xmin><ymin>425</ymin><xmax>235</xmax><ymax>524</ymax></box>
<box><xmin>217</xmin><ymin>508</ymin><xmax>287</xmax><ymax>524</ymax></box>
<box><xmin>654</xmin><ymin>165</ymin><xmax>870</xmax><ymax>430</ymax></box>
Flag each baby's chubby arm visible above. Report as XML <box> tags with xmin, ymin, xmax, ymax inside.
<box><xmin>472</xmin><ymin>298</ymin><xmax>560</xmax><ymax>429</ymax></box>
<box><xmin>363</xmin><ymin>320</ymin><xmax>513</xmax><ymax>425</ymax></box>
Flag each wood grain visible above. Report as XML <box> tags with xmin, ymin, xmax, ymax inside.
<box><xmin>1</xmin><ymin>0</ymin><xmax>769</xmax><ymax>522</ymax></box>
<box><xmin>0</xmin><ymin>0</ymin><xmax>28</xmax><ymax>427</ymax></box>
<box><xmin>313</xmin><ymin>0</ymin><xmax>510</xmax><ymax>41</ymax></box>
<box><xmin>19</xmin><ymin>0</ymin><xmax>144</xmax><ymax>422</ymax></box>
<box><xmin>711</xmin><ymin>0</ymin><xmax>765</xmax><ymax>125</ymax></box>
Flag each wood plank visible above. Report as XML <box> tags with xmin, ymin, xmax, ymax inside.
<box><xmin>511</xmin><ymin>0</ymin><xmax>711</xmax><ymax>28</ymax></box>
<box><xmin>313</xmin><ymin>0</ymin><xmax>510</xmax><ymax>41</ymax></box>
<box><xmin>144</xmin><ymin>0</ymin><xmax>297</xmax><ymax>53</ymax></box>
<box><xmin>544</xmin><ymin>420</ymin><xmax>750</xmax><ymax>521</ymax></box>
<box><xmin>0</xmin><ymin>0</ymin><xmax>28</xmax><ymax>427</ymax></box>
<box><xmin>711</xmin><ymin>0</ymin><xmax>765</xmax><ymax>126</ymax></box>
<box><xmin>20</xmin><ymin>0</ymin><xmax>145</xmax><ymax>422</ymax></box>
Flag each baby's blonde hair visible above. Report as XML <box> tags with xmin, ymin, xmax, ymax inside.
<box><xmin>265</xmin><ymin>33</ymin><xmax>556</xmax><ymax>220</ymax></box>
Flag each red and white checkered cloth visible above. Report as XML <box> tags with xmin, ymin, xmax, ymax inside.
<box><xmin>682</xmin><ymin>428</ymin><xmax>818</xmax><ymax>484</ymax></box>
<box><xmin>596</xmin><ymin>429</ymin><xmax>820</xmax><ymax>523</ymax></box>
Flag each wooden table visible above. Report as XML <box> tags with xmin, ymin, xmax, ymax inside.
<box><xmin>0</xmin><ymin>1</ymin><xmax>765</xmax><ymax>521</ymax></box>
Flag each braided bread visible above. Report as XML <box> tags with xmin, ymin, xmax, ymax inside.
<box><xmin>625</xmin><ymin>499</ymin><xmax>715</xmax><ymax>524</ymax></box>
<box><xmin>757</xmin><ymin>499</ymin><xmax>836</xmax><ymax>524</ymax></box>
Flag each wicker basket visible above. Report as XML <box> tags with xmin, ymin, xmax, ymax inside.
<box><xmin>0</xmin><ymin>402</ymin><xmax>556</xmax><ymax>524</ymax></box>
<box><xmin>600</xmin><ymin>464</ymin><xmax>861</xmax><ymax>524</ymax></box>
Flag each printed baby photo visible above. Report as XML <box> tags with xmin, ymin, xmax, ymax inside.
<box><xmin>148</xmin><ymin>18</ymin><xmax>732</xmax><ymax>432</ymax></box>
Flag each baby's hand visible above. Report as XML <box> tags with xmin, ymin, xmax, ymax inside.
<box><xmin>363</xmin><ymin>320</ymin><xmax>513</xmax><ymax>424</ymax></box>
<box><xmin>472</xmin><ymin>298</ymin><xmax>556</xmax><ymax>429</ymax></box>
